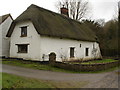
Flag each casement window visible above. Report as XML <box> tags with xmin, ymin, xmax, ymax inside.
<box><xmin>85</xmin><ymin>48</ymin><xmax>89</xmax><ymax>56</ymax></box>
<box><xmin>16</xmin><ymin>44</ymin><xmax>29</xmax><ymax>53</ymax></box>
<box><xmin>21</xmin><ymin>26</ymin><xmax>27</xmax><ymax>37</ymax></box>
<box><xmin>70</xmin><ymin>47</ymin><xmax>75</xmax><ymax>58</ymax></box>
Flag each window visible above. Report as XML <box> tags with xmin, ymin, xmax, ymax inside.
<box><xmin>80</xmin><ymin>44</ymin><xmax>81</xmax><ymax>48</ymax></box>
<box><xmin>93</xmin><ymin>44</ymin><xmax>95</xmax><ymax>49</ymax></box>
<box><xmin>16</xmin><ymin>44</ymin><xmax>28</xmax><ymax>53</ymax></box>
<box><xmin>70</xmin><ymin>47</ymin><xmax>75</xmax><ymax>58</ymax></box>
<box><xmin>85</xmin><ymin>48</ymin><xmax>89</xmax><ymax>56</ymax></box>
<box><xmin>21</xmin><ymin>26</ymin><xmax>27</xmax><ymax>37</ymax></box>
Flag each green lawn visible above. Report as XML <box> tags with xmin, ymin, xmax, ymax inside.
<box><xmin>0</xmin><ymin>73</ymin><xmax>2</xmax><ymax>89</ymax></box>
<box><xmin>2</xmin><ymin>59</ymin><xmax>78</xmax><ymax>73</ymax></box>
<box><xmin>81</xmin><ymin>59</ymin><xmax>118</xmax><ymax>64</ymax></box>
<box><xmin>2</xmin><ymin>73</ymin><xmax>88</xmax><ymax>88</ymax></box>
<box><xmin>2</xmin><ymin>73</ymin><xmax>53</xmax><ymax>88</ymax></box>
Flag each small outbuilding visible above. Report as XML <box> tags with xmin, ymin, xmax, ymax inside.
<box><xmin>0</xmin><ymin>14</ymin><xmax>13</xmax><ymax>57</ymax></box>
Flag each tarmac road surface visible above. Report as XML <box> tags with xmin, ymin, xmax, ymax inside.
<box><xmin>1</xmin><ymin>64</ymin><xmax>119</xmax><ymax>88</ymax></box>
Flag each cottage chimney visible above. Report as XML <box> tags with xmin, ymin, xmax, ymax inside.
<box><xmin>60</xmin><ymin>5</ymin><xmax>69</xmax><ymax>17</ymax></box>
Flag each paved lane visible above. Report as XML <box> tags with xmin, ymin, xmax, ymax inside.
<box><xmin>1</xmin><ymin>64</ymin><xmax>119</xmax><ymax>88</ymax></box>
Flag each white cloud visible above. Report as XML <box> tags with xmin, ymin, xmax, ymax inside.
<box><xmin>89</xmin><ymin>0</ymin><xmax>118</xmax><ymax>21</ymax></box>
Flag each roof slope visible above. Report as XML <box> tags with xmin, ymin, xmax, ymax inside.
<box><xmin>0</xmin><ymin>14</ymin><xmax>13</xmax><ymax>24</ymax></box>
<box><xmin>7</xmin><ymin>4</ymin><xmax>98</xmax><ymax>42</ymax></box>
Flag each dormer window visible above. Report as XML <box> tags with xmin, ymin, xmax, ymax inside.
<box><xmin>21</xmin><ymin>26</ymin><xmax>27</xmax><ymax>37</ymax></box>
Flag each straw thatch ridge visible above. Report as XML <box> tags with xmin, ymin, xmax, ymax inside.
<box><xmin>7</xmin><ymin>4</ymin><xmax>98</xmax><ymax>42</ymax></box>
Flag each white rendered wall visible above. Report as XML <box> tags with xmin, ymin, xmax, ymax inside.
<box><xmin>0</xmin><ymin>16</ymin><xmax>12</xmax><ymax>57</ymax></box>
<box><xmin>0</xmin><ymin>17</ymin><xmax>2</xmax><ymax>57</ymax></box>
<box><xmin>10</xmin><ymin>21</ymin><xmax>41</xmax><ymax>60</ymax></box>
<box><xmin>40</xmin><ymin>36</ymin><xmax>101</xmax><ymax>61</ymax></box>
<box><xmin>10</xmin><ymin>21</ymin><xmax>101</xmax><ymax>61</ymax></box>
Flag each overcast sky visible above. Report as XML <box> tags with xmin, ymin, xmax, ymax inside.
<box><xmin>0</xmin><ymin>0</ymin><xmax>119</xmax><ymax>22</ymax></box>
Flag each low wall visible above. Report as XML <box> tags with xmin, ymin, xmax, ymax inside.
<box><xmin>52</xmin><ymin>61</ymin><xmax>120</xmax><ymax>72</ymax></box>
<box><xmin>2</xmin><ymin>57</ymin><xmax>120</xmax><ymax>72</ymax></box>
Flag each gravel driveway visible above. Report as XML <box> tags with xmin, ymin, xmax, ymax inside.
<box><xmin>1</xmin><ymin>64</ymin><xmax>119</xmax><ymax>88</ymax></box>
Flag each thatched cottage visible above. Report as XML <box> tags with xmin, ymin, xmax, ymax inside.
<box><xmin>7</xmin><ymin>4</ymin><xmax>101</xmax><ymax>61</ymax></box>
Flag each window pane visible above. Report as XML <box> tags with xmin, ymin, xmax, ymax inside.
<box><xmin>70</xmin><ymin>47</ymin><xmax>74</xmax><ymax>58</ymax></box>
<box><xmin>86</xmin><ymin>48</ymin><xmax>89</xmax><ymax>56</ymax></box>
<box><xmin>21</xmin><ymin>26</ymin><xmax>27</xmax><ymax>37</ymax></box>
<box><xmin>18</xmin><ymin>45</ymin><xmax>28</xmax><ymax>53</ymax></box>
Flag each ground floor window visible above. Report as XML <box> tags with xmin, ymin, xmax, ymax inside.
<box><xmin>16</xmin><ymin>44</ymin><xmax>29</xmax><ymax>53</ymax></box>
<box><xmin>85</xmin><ymin>48</ymin><xmax>89</xmax><ymax>56</ymax></box>
<box><xmin>70</xmin><ymin>47</ymin><xmax>75</xmax><ymax>58</ymax></box>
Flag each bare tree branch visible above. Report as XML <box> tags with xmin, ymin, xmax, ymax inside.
<box><xmin>55</xmin><ymin>0</ymin><xmax>90</xmax><ymax>21</ymax></box>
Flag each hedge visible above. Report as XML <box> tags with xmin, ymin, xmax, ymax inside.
<box><xmin>101</xmin><ymin>49</ymin><xmax>120</xmax><ymax>57</ymax></box>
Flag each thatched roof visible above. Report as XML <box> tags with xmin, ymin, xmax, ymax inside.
<box><xmin>7</xmin><ymin>4</ymin><xmax>98</xmax><ymax>42</ymax></box>
<box><xmin>0</xmin><ymin>14</ymin><xmax>13</xmax><ymax>24</ymax></box>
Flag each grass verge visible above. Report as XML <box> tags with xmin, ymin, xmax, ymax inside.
<box><xmin>2</xmin><ymin>59</ymin><xmax>78</xmax><ymax>73</ymax></box>
<box><xmin>81</xmin><ymin>59</ymin><xmax>118</xmax><ymax>64</ymax></box>
<box><xmin>0</xmin><ymin>73</ymin><xmax>2</xmax><ymax>89</ymax></box>
<box><xmin>2</xmin><ymin>73</ymin><xmax>88</xmax><ymax>88</ymax></box>
<box><xmin>1</xmin><ymin>59</ymin><xmax>120</xmax><ymax>73</ymax></box>
<box><xmin>2</xmin><ymin>73</ymin><xmax>53</xmax><ymax>88</ymax></box>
